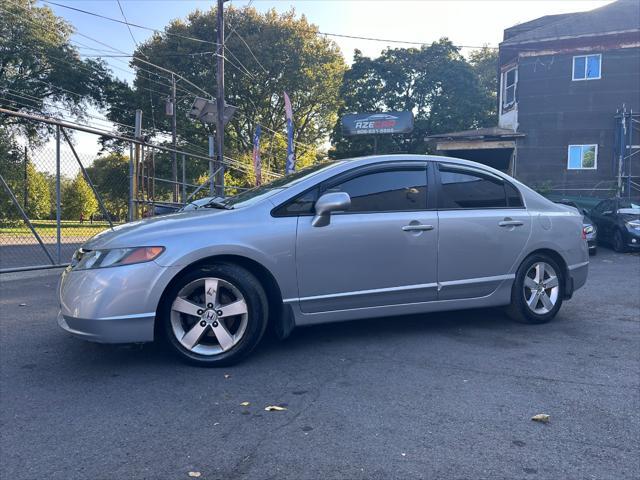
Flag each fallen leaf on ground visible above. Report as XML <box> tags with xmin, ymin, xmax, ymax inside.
<box><xmin>240</xmin><ymin>402</ymin><xmax>250</xmax><ymax>406</ymax></box>
<box><xmin>265</xmin><ymin>405</ymin><xmax>287</xmax><ymax>411</ymax></box>
<box><xmin>188</xmin><ymin>472</ymin><xmax>201</xmax><ymax>478</ymax></box>
<box><xmin>224</xmin><ymin>374</ymin><xmax>231</xmax><ymax>379</ymax></box>
<box><xmin>19</xmin><ymin>303</ymin><xmax>27</xmax><ymax>307</ymax></box>
<box><xmin>531</xmin><ymin>413</ymin><xmax>550</xmax><ymax>423</ymax></box>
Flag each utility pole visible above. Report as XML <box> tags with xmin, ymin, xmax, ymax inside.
<box><xmin>171</xmin><ymin>74</ymin><xmax>178</xmax><ymax>202</ymax></box>
<box><xmin>215</xmin><ymin>0</ymin><xmax>226</xmax><ymax>197</ymax></box>
<box><xmin>133</xmin><ymin>109</ymin><xmax>143</xmax><ymax>220</ymax></box>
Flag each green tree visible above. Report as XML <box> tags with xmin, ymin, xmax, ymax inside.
<box><xmin>104</xmin><ymin>6</ymin><xmax>347</xmax><ymax>187</ymax></box>
<box><xmin>0</xmin><ymin>145</ymin><xmax>50</xmax><ymax>221</ymax></box>
<box><xmin>62</xmin><ymin>173</ymin><xmax>98</xmax><ymax>220</ymax></box>
<box><xmin>0</xmin><ymin>0</ymin><xmax>113</xmax><ymax>142</ymax></box>
<box><xmin>330</xmin><ymin>40</ymin><xmax>490</xmax><ymax>159</ymax></box>
<box><xmin>23</xmin><ymin>162</ymin><xmax>51</xmax><ymax>219</ymax></box>
<box><xmin>86</xmin><ymin>153</ymin><xmax>129</xmax><ymax>220</ymax></box>
<box><xmin>469</xmin><ymin>46</ymin><xmax>499</xmax><ymax>125</ymax></box>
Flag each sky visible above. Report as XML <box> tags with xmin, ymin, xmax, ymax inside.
<box><xmin>34</xmin><ymin>0</ymin><xmax>615</xmax><ymax>161</ymax></box>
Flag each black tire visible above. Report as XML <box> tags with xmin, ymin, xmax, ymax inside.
<box><xmin>589</xmin><ymin>247</ymin><xmax>597</xmax><ymax>256</ymax></box>
<box><xmin>613</xmin><ymin>230</ymin><xmax>626</xmax><ymax>253</ymax></box>
<box><xmin>159</xmin><ymin>263</ymin><xmax>269</xmax><ymax>367</ymax></box>
<box><xmin>506</xmin><ymin>253</ymin><xmax>564</xmax><ymax>324</ymax></box>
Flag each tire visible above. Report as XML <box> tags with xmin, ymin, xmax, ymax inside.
<box><xmin>613</xmin><ymin>230</ymin><xmax>626</xmax><ymax>253</ymax></box>
<box><xmin>160</xmin><ymin>263</ymin><xmax>269</xmax><ymax>367</ymax></box>
<box><xmin>506</xmin><ymin>253</ymin><xmax>564</xmax><ymax>324</ymax></box>
<box><xmin>589</xmin><ymin>247</ymin><xmax>597</xmax><ymax>256</ymax></box>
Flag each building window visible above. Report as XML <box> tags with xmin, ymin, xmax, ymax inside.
<box><xmin>568</xmin><ymin>145</ymin><xmax>598</xmax><ymax>170</ymax></box>
<box><xmin>572</xmin><ymin>54</ymin><xmax>601</xmax><ymax>80</ymax></box>
<box><xmin>501</xmin><ymin>67</ymin><xmax>517</xmax><ymax>111</ymax></box>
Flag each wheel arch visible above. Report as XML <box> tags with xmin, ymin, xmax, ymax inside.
<box><xmin>518</xmin><ymin>248</ymin><xmax>572</xmax><ymax>299</ymax></box>
<box><xmin>155</xmin><ymin>254</ymin><xmax>293</xmax><ymax>341</ymax></box>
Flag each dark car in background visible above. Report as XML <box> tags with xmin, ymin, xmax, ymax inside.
<box><xmin>555</xmin><ymin>200</ymin><xmax>598</xmax><ymax>255</ymax></box>
<box><xmin>589</xmin><ymin>197</ymin><xmax>640</xmax><ymax>252</ymax></box>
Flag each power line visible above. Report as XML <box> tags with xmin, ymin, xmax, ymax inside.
<box><xmin>316</xmin><ymin>30</ymin><xmax>498</xmax><ymax>50</ymax></box>
<box><xmin>3</xmin><ymin>1</ymin><xmax>215</xmax><ymax>99</ymax></box>
<box><xmin>40</xmin><ymin>0</ymin><xmax>221</xmax><ymax>47</ymax></box>
<box><xmin>115</xmin><ymin>0</ymin><xmax>158</xmax><ymax>133</ymax></box>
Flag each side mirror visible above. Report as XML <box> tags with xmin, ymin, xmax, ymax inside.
<box><xmin>312</xmin><ymin>192</ymin><xmax>351</xmax><ymax>227</ymax></box>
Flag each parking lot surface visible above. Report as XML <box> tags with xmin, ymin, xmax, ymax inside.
<box><xmin>1</xmin><ymin>248</ymin><xmax>639</xmax><ymax>480</ymax></box>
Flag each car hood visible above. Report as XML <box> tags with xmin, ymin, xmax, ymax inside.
<box><xmin>620</xmin><ymin>212</ymin><xmax>640</xmax><ymax>222</ymax></box>
<box><xmin>83</xmin><ymin>208</ymin><xmax>232</xmax><ymax>249</ymax></box>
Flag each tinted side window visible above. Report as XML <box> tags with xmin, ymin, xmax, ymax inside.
<box><xmin>505</xmin><ymin>182</ymin><xmax>524</xmax><ymax>207</ymax></box>
<box><xmin>438</xmin><ymin>167</ymin><xmax>507</xmax><ymax>209</ymax></box>
<box><xmin>273</xmin><ymin>188</ymin><xmax>318</xmax><ymax>216</ymax></box>
<box><xmin>327</xmin><ymin>169</ymin><xmax>427</xmax><ymax>213</ymax></box>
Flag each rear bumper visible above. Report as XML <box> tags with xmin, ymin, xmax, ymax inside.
<box><xmin>565</xmin><ymin>261</ymin><xmax>588</xmax><ymax>299</ymax></box>
<box><xmin>57</xmin><ymin>311</ymin><xmax>155</xmax><ymax>343</ymax></box>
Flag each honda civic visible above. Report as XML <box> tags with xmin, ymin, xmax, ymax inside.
<box><xmin>58</xmin><ymin>155</ymin><xmax>589</xmax><ymax>366</ymax></box>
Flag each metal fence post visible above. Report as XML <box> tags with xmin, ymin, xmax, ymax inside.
<box><xmin>182</xmin><ymin>153</ymin><xmax>186</xmax><ymax>204</ymax></box>
<box><xmin>129</xmin><ymin>142</ymin><xmax>134</xmax><ymax>222</ymax></box>
<box><xmin>55</xmin><ymin>124</ymin><xmax>61</xmax><ymax>263</ymax></box>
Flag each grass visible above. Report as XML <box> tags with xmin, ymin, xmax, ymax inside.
<box><xmin>0</xmin><ymin>219</ymin><xmax>120</xmax><ymax>237</ymax></box>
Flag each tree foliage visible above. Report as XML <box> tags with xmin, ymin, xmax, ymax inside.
<box><xmin>330</xmin><ymin>40</ymin><xmax>495</xmax><ymax>159</ymax></box>
<box><xmin>85</xmin><ymin>153</ymin><xmax>129</xmax><ymax>220</ymax></box>
<box><xmin>469</xmin><ymin>46</ymin><xmax>499</xmax><ymax>126</ymax></box>
<box><xmin>104</xmin><ymin>6</ymin><xmax>347</xmax><ymax>186</ymax></box>
<box><xmin>0</xmin><ymin>144</ymin><xmax>50</xmax><ymax>221</ymax></box>
<box><xmin>0</xmin><ymin>0</ymin><xmax>113</xmax><ymax>142</ymax></box>
<box><xmin>62</xmin><ymin>173</ymin><xmax>98</xmax><ymax>220</ymax></box>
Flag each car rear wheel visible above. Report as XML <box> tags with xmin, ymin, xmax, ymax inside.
<box><xmin>160</xmin><ymin>263</ymin><xmax>268</xmax><ymax>366</ymax></box>
<box><xmin>613</xmin><ymin>229</ymin><xmax>626</xmax><ymax>253</ymax></box>
<box><xmin>506</xmin><ymin>254</ymin><xmax>564</xmax><ymax>324</ymax></box>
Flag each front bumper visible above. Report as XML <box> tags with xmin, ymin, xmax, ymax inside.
<box><xmin>57</xmin><ymin>311</ymin><xmax>155</xmax><ymax>343</ymax></box>
<box><xmin>624</xmin><ymin>229</ymin><xmax>640</xmax><ymax>249</ymax></box>
<box><xmin>58</xmin><ymin>261</ymin><xmax>180</xmax><ymax>344</ymax></box>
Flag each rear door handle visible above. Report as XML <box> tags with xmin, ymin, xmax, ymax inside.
<box><xmin>402</xmin><ymin>224</ymin><xmax>434</xmax><ymax>232</ymax></box>
<box><xmin>498</xmin><ymin>219</ymin><xmax>524</xmax><ymax>227</ymax></box>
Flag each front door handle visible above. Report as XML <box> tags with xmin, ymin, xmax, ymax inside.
<box><xmin>402</xmin><ymin>224</ymin><xmax>434</xmax><ymax>232</ymax></box>
<box><xmin>498</xmin><ymin>219</ymin><xmax>524</xmax><ymax>227</ymax></box>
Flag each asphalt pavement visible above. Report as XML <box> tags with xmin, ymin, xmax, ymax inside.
<box><xmin>1</xmin><ymin>248</ymin><xmax>638</xmax><ymax>480</ymax></box>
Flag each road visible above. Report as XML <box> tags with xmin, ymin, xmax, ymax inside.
<box><xmin>1</xmin><ymin>248</ymin><xmax>638</xmax><ymax>480</ymax></box>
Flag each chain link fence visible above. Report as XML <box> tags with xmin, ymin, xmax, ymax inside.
<box><xmin>1</xmin><ymin>110</ymin><xmax>269</xmax><ymax>273</ymax></box>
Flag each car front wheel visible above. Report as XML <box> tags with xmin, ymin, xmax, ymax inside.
<box><xmin>613</xmin><ymin>229</ymin><xmax>626</xmax><ymax>253</ymax></box>
<box><xmin>160</xmin><ymin>263</ymin><xmax>268</xmax><ymax>366</ymax></box>
<box><xmin>506</xmin><ymin>254</ymin><xmax>564</xmax><ymax>324</ymax></box>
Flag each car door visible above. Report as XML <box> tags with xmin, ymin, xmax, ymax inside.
<box><xmin>294</xmin><ymin>162</ymin><xmax>438</xmax><ymax>313</ymax></box>
<box><xmin>436</xmin><ymin>163</ymin><xmax>531</xmax><ymax>300</ymax></box>
<box><xmin>591</xmin><ymin>199</ymin><xmax>616</xmax><ymax>242</ymax></box>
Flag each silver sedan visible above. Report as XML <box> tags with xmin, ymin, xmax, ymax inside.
<box><xmin>58</xmin><ymin>155</ymin><xmax>589</xmax><ymax>366</ymax></box>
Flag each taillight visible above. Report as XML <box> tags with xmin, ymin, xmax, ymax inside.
<box><xmin>581</xmin><ymin>228</ymin><xmax>587</xmax><ymax>240</ymax></box>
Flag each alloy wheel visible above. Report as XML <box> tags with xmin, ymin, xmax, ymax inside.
<box><xmin>170</xmin><ymin>277</ymin><xmax>248</xmax><ymax>356</ymax></box>
<box><xmin>523</xmin><ymin>262</ymin><xmax>559</xmax><ymax>315</ymax></box>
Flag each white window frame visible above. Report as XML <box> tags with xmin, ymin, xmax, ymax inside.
<box><xmin>572</xmin><ymin>54</ymin><xmax>602</xmax><ymax>81</ymax></box>
<box><xmin>501</xmin><ymin>66</ymin><xmax>517</xmax><ymax>111</ymax></box>
<box><xmin>567</xmin><ymin>144</ymin><xmax>598</xmax><ymax>170</ymax></box>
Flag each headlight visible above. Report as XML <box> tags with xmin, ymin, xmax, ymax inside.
<box><xmin>626</xmin><ymin>220</ymin><xmax>640</xmax><ymax>231</ymax></box>
<box><xmin>71</xmin><ymin>246</ymin><xmax>164</xmax><ymax>270</ymax></box>
<box><xmin>583</xmin><ymin>224</ymin><xmax>595</xmax><ymax>235</ymax></box>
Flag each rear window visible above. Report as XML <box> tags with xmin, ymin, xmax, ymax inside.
<box><xmin>438</xmin><ymin>167</ymin><xmax>507</xmax><ymax>209</ymax></box>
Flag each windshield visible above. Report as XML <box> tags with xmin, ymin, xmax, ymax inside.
<box><xmin>221</xmin><ymin>161</ymin><xmax>342</xmax><ymax>209</ymax></box>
